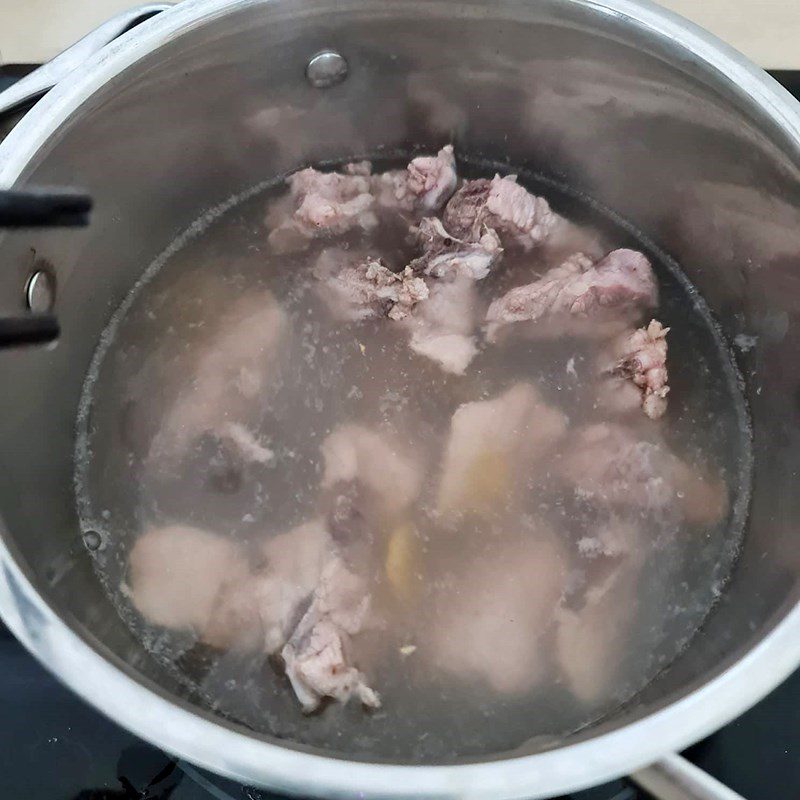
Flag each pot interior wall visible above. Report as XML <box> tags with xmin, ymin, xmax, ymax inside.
<box><xmin>1</xmin><ymin>0</ymin><xmax>799</xmax><ymax>760</ymax></box>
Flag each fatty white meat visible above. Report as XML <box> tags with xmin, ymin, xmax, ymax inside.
<box><xmin>426</xmin><ymin>532</ymin><xmax>568</xmax><ymax>693</ymax></box>
<box><xmin>148</xmin><ymin>291</ymin><xmax>288</xmax><ymax>462</ymax></box>
<box><xmin>436</xmin><ymin>383</ymin><xmax>568</xmax><ymax>516</ymax></box>
<box><xmin>320</xmin><ymin>423</ymin><xmax>422</xmax><ymax>517</ymax></box>
<box><xmin>556</xmin><ymin>520</ymin><xmax>644</xmax><ymax>704</ymax></box>
<box><xmin>127</xmin><ymin>524</ymin><xmax>249</xmax><ymax>632</ymax></box>
<box><xmin>202</xmin><ymin>519</ymin><xmax>331</xmax><ymax>652</ymax></box>
<box><xmin>403</xmin><ymin>275</ymin><xmax>480</xmax><ymax>375</ymax></box>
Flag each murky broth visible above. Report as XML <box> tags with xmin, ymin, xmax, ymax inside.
<box><xmin>74</xmin><ymin>156</ymin><xmax>751</xmax><ymax>762</ymax></box>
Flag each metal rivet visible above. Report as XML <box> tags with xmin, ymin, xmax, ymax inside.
<box><xmin>26</xmin><ymin>269</ymin><xmax>56</xmax><ymax>312</ymax></box>
<box><xmin>83</xmin><ymin>530</ymin><xmax>102</xmax><ymax>551</ymax></box>
<box><xmin>306</xmin><ymin>50</ymin><xmax>348</xmax><ymax>89</ymax></box>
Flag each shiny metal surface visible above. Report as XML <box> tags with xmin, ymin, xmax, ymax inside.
<box><xmin>0</xmin><ymin>4</ymin><xmax>172</xmax><ymax>117</ymax></box>
<box><xmin>0</xmin><ymin>1</ymin><xmax>799</xmax><ymax>798</ymax></box>
<box><xmin>306</xmin><ymin>50</ymin><xmax>349</xmax><ymax>88</ymax></box>
<box><xmin>631</xmin><ymin>754</ymin><xmax>748</xmax><ymax>800</ymax></box>
<box><xmin>25</xmin><ymin>269</ymin><xmax>55</xmax><ymax>313</ymax></box>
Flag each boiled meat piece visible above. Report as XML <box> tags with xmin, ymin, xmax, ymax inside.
<box><xmin>426</xmin><ymin>532</ymin><xmax>567</xmax><ymax>693</ymax></box>
<box><xmin>403</xmin><ymin>275</ymin><xmax>480</xmax><ymax>375</ymax></box>
<box><xmin>202</xmin><ymin>519</ymin><xmax>331</xmax><ymax>652</ymax></box>
<box><xmin>148</xmin><ymin>291</ymin><xmax>288</xmax><ymax>461</ymax></box>
<box><xmin>372</xmin><ymin>145</ymin><xmax>457</xmax><ymax>213</ymax></box>
<box><xmin>281</xmin><ymin>556</ymin><xmax>380</xmax><ymax>711</ymax></box>
<box><xmin>557</xmin><ymin>423</ymin><xmax>728</xmax><ymax>525</ymax></box>
<box><xmin>557</xmin><ymin>521</ymin><xmax>643</xmax><ymax>704</ymax></box>
<box><xmin>313</xmin><ymin>248</ymin><xmax>429</xmax><ymax>323</ymax></box>
<box><xmin>557</xmin><ymin>423</ymin><xmax>674</xmax><ymax>510</ymax></box>
<box><xmin>267</xmin><ymin>164</ymin><xmax>377</xmax><ymax>251</ymax></box>
<box><xmin>321</xmin><ymin>423</ymin><xmax>422</xmax><ymax>517</ymax></box>
<box><xmin>127</xmin><ymin>524</ymin><xmax>249</xmax><ymax>632</ymax></box>
<box><xmin>607</xmin><ymin>320</ymin><xmax>670</xmax><ymax>420</ymax></box>
<box><xmin>410</xmin><ymin>217</ymin><xmax>503</xmax><ymax>280</ymax></box>
<box><xmin>485</xmin><ymin>249</ymin><xmax>658</xmax><ymax>341</ymax></box>
<box><xmin>436</xmin><ymin>383</ymin><xmax>568</xmax><ymax>516</ymax></box>
<box><xmin>443</xmin><ymin>174</ymin><xmax>557</xmax><ymax>250</ymax></box>
<box><xmin>398</xmin><ymin>218</ymin><xmax>501</xmax><ymax>374</ymax></box>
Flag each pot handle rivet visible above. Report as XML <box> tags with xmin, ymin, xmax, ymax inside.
<box><xmin>26</xmin><ymin>269</ymin><xmax>56</xmax><ymax>313</ymax></box>
<box><xmin>306</xmin><ymin>50</ymin><xmax>349</xmax><ymax>89</ymax></box>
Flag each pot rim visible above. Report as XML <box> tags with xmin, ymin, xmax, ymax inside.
<box><xmin>2</xmin><ymin>1</ymin><xmax>800</xmax><ymax>797</ymax></box>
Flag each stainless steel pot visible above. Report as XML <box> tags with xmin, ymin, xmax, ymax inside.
<box><xmin>1</xmin><ymin>2</ymin><xmax>799</xmax><ymax>798</ymax></box>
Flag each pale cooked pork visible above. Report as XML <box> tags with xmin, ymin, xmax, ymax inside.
<box><xmin>403</xmin><ymin>275</ymin><xmax>480</xmax><ymax>375</ymax></box>
<box><xmin>128</xmin><ymin>525</ymin><xmax>249</xmax><ymax>632</ymax></box>
<box><xmin>281</xmin><ymin>556</ymin><xmax>380</xmax><ymax>711</ymax></box>
<box><xmin>427</xmin><ymin>532</ymin><xmax>567</xmax><ymax>693</ymax></box>
<box><xmin>320</xmin><ymin>423</ymin><xmax>423</xmax><ymax>517</ymax></box>
<box><xmin>556</xmin><ymin>521</ymin><xmax>644</xmax><ymax>704</ymax></box>
<box><xmin>148</xmin><ymin>291</ymin><xmax>288</xmax><ymax>462</ymax></box>
<box><xmin>372</xmin><ymin>145</ymin><xmax>457</xmax><ymax>214</ymax></box>
<box><xmin>202</xmin><ymin>519</ymin><xmax>331</xmax><ymax>652</ymax></box>
<box><xmin>557</xmin><ymin>423</ymin><xmax>727</xmax><ymax>525</ymax></box>
<box><xmin>268</xmin><ymin>164</ymin><xmax>377</xmax><ymax>251</ymax></box>
<box><xmin>443</xmin><ymin>174</ymin><xmax>557</xmax><ymax>250</ymax></box>
<box><xmin>485</xmin><ymin>249</ymin><xmax>658</xmax><ymax>341</ymax></box>
<box><xmin>437</xmin><ymin>383</ymin><xmax>568</xmax><ymax>516</ymax></box>
<box><xmin>314</xmin><ymin>248</ymin><xmax>429</xmax><ymax>322</ymax></box>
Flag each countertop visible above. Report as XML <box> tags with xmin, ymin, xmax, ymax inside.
<box><xmin>0</xmin><ymin>0</ymin><xmax>799</xmax><ymax>68</ymax></box>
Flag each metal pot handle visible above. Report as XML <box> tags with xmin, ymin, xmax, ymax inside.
<box><xmin>630</xmin><ymin>753</ymin><xmax>747</xmax><ymax>800</ymax></box>
<box><xmin>0</xmin><ymin>4</ymin><xmax>172</xmax><ymax>117</ymax></box>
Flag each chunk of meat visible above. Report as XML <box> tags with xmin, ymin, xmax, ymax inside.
<box><xmin>437</xmin><ymin>383</ymin><xmax>568</xmax><ymax>516</ymax></box>
<box><xmin>372</xmin><ymin>145</ymin><xmax>457</xmax><ymax>213</ymax></box>
<box><xmin>127</xmin><ymin>525</ymin><xmax>249</xmax><ymax>632</ymax></box>
<box><xmin>557</xmin><ymin>423</ymin><xmax>673</xmax><ymax>510</ymax></box>
<box><xmin>558</xmin><ymin>518</ymin><xmax>644</xmax><ymax>704</ymax></box>
<box><xmin>281</xmin><ymin>557</ymin><xmax>379</xmax><ymax>711</ymax></box>
<box><xmin>443</xmin><ymin>174</ymin><xmax>557</xmax><ymax>250</ymax></box>
<box><xmin>427</xmin><ymin>533</ymin><xmax>567</xmax><ymax>693</ymax></box>
<box><xmin>600</xmin><ymin>320</ymin><xmax>669</xmax><ymax>419</ymax></box>
<box><xmin>397</xmin><ymin>217</ymin><xmax>501</xmax><ymax>375</ymax></box>
<box><xmin>148</xmin><ymin>292</ymin><xmax>287</xmax><ymax>461</ymax></box>
<box><xmin>557</xmin><ymin>423</ymin><xmax>728</xmax><ymax>525</ymax></box>
<box><xmin>314</xmin><ymin>248</ymin><xmax>429</xmax><ymax>322</ymax></box>
<box><xmin>410</xmin><ymin>217</ymin><xmax>503</xmax><ymax>280</ymax></box>
<box><xmin>557</xmin><ymin>530</ymin><xmax>643</xmax><ymax>704</ymax></box>
<box><xmin>485</xmin><ymin>249</ymin><xmax>658</xmax><ymax>341</ymax></box>
<box><xmin>267</xmin><ymin>164</ymin><xmax>377</xmax><ymax>251</ymax></box>
<box><xmin>321</xmin><ymin>423</ymin><xmax>422</xmax><ymax>517</ymax></box>
<box><xmin>202</xmin><ymin>519</ymin><xmax>331</xmax><ymax>652</ymax></box>
<box><xmin>403</xmin><ymin>275</ymin><xmax>480</xmax><ymax>375</ymax></box>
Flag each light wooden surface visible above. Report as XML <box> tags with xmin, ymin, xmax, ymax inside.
<box><xmin>0</xmin><ymin>0</ymin><xmax>798</xmax><ymax>67</ymax></box>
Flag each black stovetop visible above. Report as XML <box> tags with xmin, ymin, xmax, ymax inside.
<box><xmin>1</xmin><ymin>67</ymin><xmax>798</xmax><ymax>800</ymax></box>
